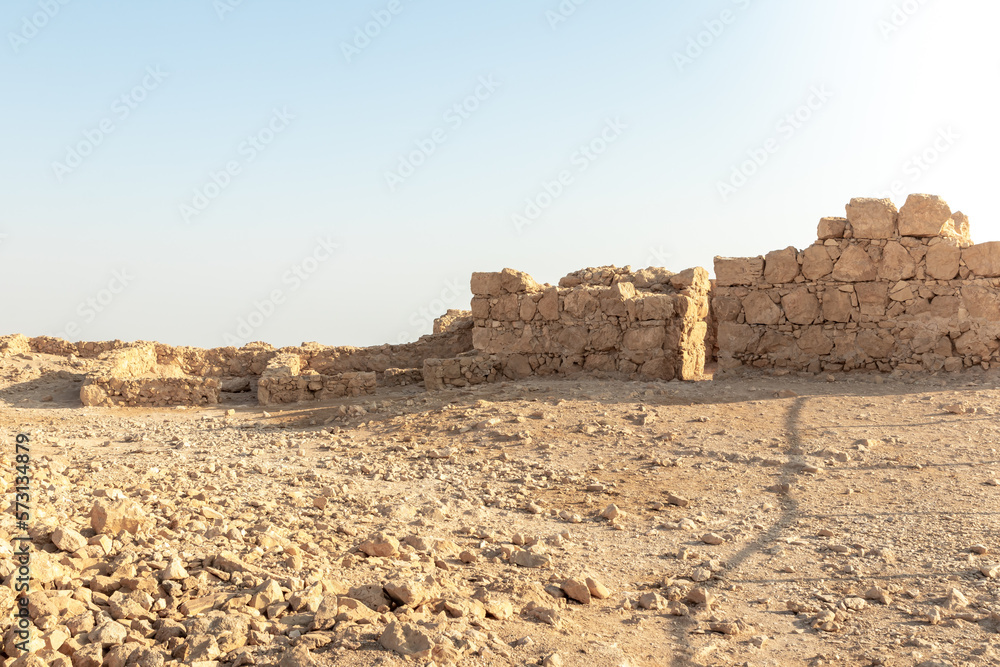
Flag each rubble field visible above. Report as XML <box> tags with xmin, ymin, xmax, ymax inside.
<box><xmin>3</xmin><ymin>350</ymin><xmax>1000</xmax><ymax>667</ymax></box>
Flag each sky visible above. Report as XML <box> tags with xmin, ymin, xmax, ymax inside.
<box><xmin>1</xmin><ymin>0</ymin><xmax>998</xmax><ymax>349</ymax></box>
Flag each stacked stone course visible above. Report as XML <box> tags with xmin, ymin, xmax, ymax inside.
<box><xmin>714</xmin><ymin>194</ymin><xmax>999</xmax><ymax>373</ymax></box>
<box><xmin>79</xmin><ymin>343</ymin><xmax>221</xmax><ymax>408</ymax></box>
<box><xmin>256</xmin><ymin>353</ymin><xmax>376</xmax><ymax>405</ymax></box>
<box><xmin>424</xmin><ymin>265</ymin><xmax>711</xmax><ymax>390</ymax></box>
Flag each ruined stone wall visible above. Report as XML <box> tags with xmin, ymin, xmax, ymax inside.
<box><xmin>714</xmin><ymin>194</ymin><xmax>1000</xmax><ymax>373</ymax></box>
<box><xmin>424</xmin><ymin>265</ymin><xmax>711</xmax><ymax>390</ymax></box>
<box><xmin>80</xmin><ymin>343</ymin><xmax>221</xmax><ymax>407</ymax></box>
<box><xmin>22</xmin><ymin>325</ymin><xmax>473</xmax><ymax>382</ymax></box>
<box><xmin>256</xmin><ymin>353</ymin><xmax>376</xmax><ymax>405</ymax></box>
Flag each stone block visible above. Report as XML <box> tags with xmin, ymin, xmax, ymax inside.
<box><xmin>963</xmin><ymin>242</ymin><xmax>1000</xmax><ymax>277</ymax></box>
<box><xmin>470</xmin><ymin>272</ymin><xmax>502</xmax><ymax>296</ymax></box>
<box><xmin>845</xmin><ymin>197</ymin><xmax>897</xmax><ymax>239</ymax></box>
<box><xmin>742</xmin><ymin>292</ymin><xmax>781</xmax><ymax>325</ymax></box>
<box><xmin>817</xmin><ymin>217</ymin><xmax>847</xmax><ymax>240</ymax></box>
<box><xmin>781</xmin><ymin>288</ymin><xmax>819</xmax><ymax>325</ymax></box>
<box><xmin>763</xmin><ymin>247</ymin><xmax>800</xmax><ymax>284</ymax></box>
<box><xmin>898</xmin><ymin>193</ymin><xmax>952</xmax><ymax>237</ymax></box>
<box><xmin>877</xmin><ymin>241</ymin><xmax>917</xmax><ymax>282</ymax></box>
<box><xmin>832</xmin><ymin>245</ymin><xmax>876</xmax><ymax>282</ymax></box>
<box><xmin>801</xmin><ymin>245</ymin><xmax>834</xmax><ymax>280</ymax></box>
<box><xmin>714</xmin><ymin>256</ymin><xmax>763</xmax><ymax>286</ymax></box>
<box><xmin>925</xmin><ymin>242</ymin><xmax>961</xmax><ymax>280</ymax></box>
<box><xmin>500</xmin><ymin>268</ymin><xmax>541</xmax><ymax>294</ymax></box>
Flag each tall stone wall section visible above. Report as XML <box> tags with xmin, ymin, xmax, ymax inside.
<box><xmin>714</xmin><ymin>194</ymin><xmax>1000</xmax><ymax>373</ymax></box>
<box><xmin>425</xmin><ymin>265</ymin><xmax>711</xmax><ymax>390</ymax></box>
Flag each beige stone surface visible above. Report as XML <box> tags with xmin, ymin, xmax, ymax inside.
<box><xmin>845</xmin><ymin>197</ymin><xmax>897</xmax><ymax>239</ymax></box>
<box><xmin>898</xmin><ymin>193</ymin><xmax>952</xmax><ymax>237</ymax></box>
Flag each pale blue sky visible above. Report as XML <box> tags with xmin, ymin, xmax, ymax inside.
<box><xmin>2</xmin><ymin>1</ymin><xmax>997</xmax><ymax>347</ymax></box>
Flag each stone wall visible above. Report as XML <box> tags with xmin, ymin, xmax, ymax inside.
<box><xmin>21</xmin><ymin>326</ymin><xmax>472</xmax><ymax>383</ymax></box>
<box><xmin>424</xmin><ymin>265</ymin><xmax>711</xmax><ymax>390</ymax></box>
<box><xmin>80</xmin><ymin>344</ymin><xmax>221</xmax><ymax>407</ymax></box>
<box><xmin>714</xmin><ymin>194</ymin><xmax>1000</xmax><ymax>373</ymax></box>
<box><xmin>256</xmin><ymin>353</ymin><xmax>376</xmax><ymax>405</ymax></box>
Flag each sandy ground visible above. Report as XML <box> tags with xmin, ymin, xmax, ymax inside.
<box><xmin>2</xmin><ymin>350</ymin><xmax>1000</xmax><ymax>667</ymax></box>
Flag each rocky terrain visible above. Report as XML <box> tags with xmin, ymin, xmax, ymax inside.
<box><xmin>3</xmin><ymin>349</ymin><xmax>1000</xmax><ymax>667</ymax></box>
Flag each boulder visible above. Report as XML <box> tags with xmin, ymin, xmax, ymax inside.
<box><xmin>90</xmin><ymin>499</ymin><xmax>148</xmax><ymax>536</ymax></box>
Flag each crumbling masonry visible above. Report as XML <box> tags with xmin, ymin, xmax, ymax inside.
<box><xmin>3</xmin><ymin>193</ymin><xmax>995</xmax><ymax>407</ymax></box>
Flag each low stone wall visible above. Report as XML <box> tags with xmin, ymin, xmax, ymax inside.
<box><xmin>80</xmin><ymin>343</ymin><xmax>222</xmax><ymax>407</ymax></box>
<box><xmin>21</xmin><ymin>324</ymin><xmax>473</xmax><ymax>382</ymax></box>
<box><xmin>714</xmin><ymin>194</ymin><xmax>1000</xmax><ymax>373</ymax></box>
<box><xmin>423</xmin><ymin>353</ymin><xmax>503</xmax><ymax>391</ymax></box>
<box><xmin>257</xmin><ymin>373</ymin><xmax>376</xmax><ymax>405</ymax></box>
<box><xmin>82</xmin><ymin>377</ymin><xmax>221</xmax><ymax>408</ymax></box>
<box><xmin>256</xmin><ymin>354</ymin><xmax>375</xmax><ymax>405</ymax></box>
<box><xmin>467</xmin><ymin>266</ymin><xmax>711</xmax><ymax>383</ymax></box>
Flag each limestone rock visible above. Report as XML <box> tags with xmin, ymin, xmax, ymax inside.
<box><xmin>898</xmin><ymin>193</ymin><xmax>952</xmax><ymax>237</ymax></box>
<box><xmin>845</xmin><ymin>197</ymin><xmax>897</xmax><ymax>239</ymax></box>
<box><xmin>925</xmin><ymin>242</ymin><xmax>961</xmax><ymax>280</ymax></box>
<box><xmin>763</xmin><ymin>247</ymin><xmax>800</xmax><ymax>284</ymax></box>
<box><xmin>378</xmin><ymin>621</ymin><xmax>433</xmax><ymax>658</ymax></box>
<box><xmin>817</xmin><ymin>217</ymin><xmax>847</xmax><ymax>240</ymax></box>
<box><xmin>714</xmin><ymin>256</ymin><xmax>763</xmax><ymax>286</ymax></box>
<box><xmin>781</xmin><ymin>288</ymin><xmax>819</xmax><ymax>325</ymax></box>
<box><xmin>963</xmin><ymin>242</ymin><xmax>1000</xmax><ymax>277</ymax></box>
<box><xmin>877</xmin><ymin>241</ymin><xmax>916</xmax><ymax>281</ymax></box>
<box><xmin>358</xmin><ymin>533</ymin><xmax>400</xmax><ymax>558</ymax></box>
<box><xmin>561</xmin><ymin>578</ymin><xmax>591</xmax><ymax>604</ymax></box>
<box><xmin>801</xmin><ymin>245</ymin><xmax>834</xmax><ymax>280</ymax></box>
<box><xmin>90</xmin><ymin>498</ymin><xmax>148</xmax><ymax>536</ymax></box>
<box><xmin>51</xmin><ymin>527</ymin><xmax>87</xmax><ymax>553</ymax></box>
<box><xmin>832</xmin><ymin>245</ymin><xmax>876</xmax><ymax>282</ymax></box>
<box><xmin>743</xmin><ymin>292</ymin><xmax>781</xmax><ymax>325</ymax></box>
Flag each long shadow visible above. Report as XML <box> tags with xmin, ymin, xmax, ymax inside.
<box><xmin>668</xmin><ymin>396</ymin><xmax>808</xmax><ymax>666</ymax></box>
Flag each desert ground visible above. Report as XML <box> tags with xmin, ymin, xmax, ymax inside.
<box><xmin>3</xmin><ymin>349</ymin><xmax>1000</xmax><ymax>667</ymax></box>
